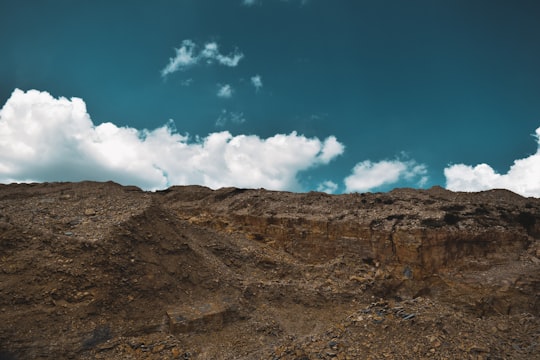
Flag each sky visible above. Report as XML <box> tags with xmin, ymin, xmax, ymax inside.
<box><xmin>1</xmin><ymin>0</ymin><xmax>539</xmax><ymax>196</ymax></box>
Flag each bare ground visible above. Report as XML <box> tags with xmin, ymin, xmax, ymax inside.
<box><xmin>0</xmin><ymin>181</ymin><xmax>538</xmax><ymax>359</ymax></box>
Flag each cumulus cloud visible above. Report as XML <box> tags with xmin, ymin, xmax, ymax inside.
<box><xmin>0</xmin><ymin>89</ymin><xmax>344</xmax><ymax>191</ymax></box>
<box><xmin>217</xmin><ymin>84</ymin><xmax>233</xmax><ymax>98</ymax></box>
<box><xmin>161</xmin><ymin>40</ymin><xmax>244</xmax><ymax>77</ymax></box>
<box><xmin>318</xmin><ymin>136</ymin><xmax>344</xmax><ymax>164</ymax></box>
<box><xmin>445</xmin><ymin>127</ymin><xmax>540</xmax><ymax>197</ymax></box>
<box><xmin>251</xmin><ymin>75</ymin><xmax>263</xmax><ymax>92</ymax></box>
<box><xmin>344</xmin><ymin>159</ymin><xmax>427</xmax><ymax>193</ymax></box>
<box><xmin>317</xmin><ymin>180</ymin><xmax>338</xmax><ymax>194</ymax></box>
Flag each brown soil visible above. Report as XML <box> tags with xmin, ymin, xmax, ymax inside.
<box><xmin>0</xmin><ymin>181</ymin><xmax>538</xmax><ymax>359</ymax></box>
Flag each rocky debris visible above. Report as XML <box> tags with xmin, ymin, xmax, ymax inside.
<box><xmin>0</xmin><ymin>181</ymin><xmax>538</xmax><ymax>359</ymax></box>
<box><xmin>167</xmin><ymin>299</ymin><xmax>239</xmax><ymax>333</ymax></box>
<box><xmin>269</xmin><ymin>296</ymin><xmax>539</xmax><ymax>359</ymax></box>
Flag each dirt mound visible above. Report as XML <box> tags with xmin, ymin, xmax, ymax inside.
<box><xmin>0</xmin><ymin>182</ymin><xmax>538</xmax><ymax>359</ymax></box>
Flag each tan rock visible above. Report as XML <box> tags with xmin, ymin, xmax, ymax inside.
<box><xmin>84</xmin><ymin>208</ymin><xmax>96</xmax><ymax>216</ymax></box>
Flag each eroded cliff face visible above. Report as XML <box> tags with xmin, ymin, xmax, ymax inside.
<box><xmin>162</xmin><ymin>185</ymin><xmax>539</xmax><ymax>317</ymax></box>
<box><xmin>0</xmin><ymin>182</ymin><xmax>538</xmax><ymax>359</ymax></box>
<box><xmin>164</xmin><ymin>185</ymin><xmax>537</xmax><ymax>274</ymax></box>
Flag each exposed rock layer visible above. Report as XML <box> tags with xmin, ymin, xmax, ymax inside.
<box><xmin>0</xmin><ymin>182</ymin><xmax>538</xmax><ymax>359</ymax></box>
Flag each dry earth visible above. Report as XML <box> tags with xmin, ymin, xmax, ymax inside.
<box><xmin>0</xmin><ymin>181</ymin><xmax>539</xmax><ymax>359</ymax></box>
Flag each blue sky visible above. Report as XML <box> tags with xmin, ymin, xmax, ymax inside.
<box><xmin>1</xmin><ymin>0</ymin><xmax>539</xmax><ymax>196</ymax></box>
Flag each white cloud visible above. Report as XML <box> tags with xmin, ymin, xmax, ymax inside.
<box><xmin>344</xmin><ymin>159</ymin><xmax>427</xmax><ymax>193</ymax></box>
<box><xmin>242</xmin><ymin>0</ymin><xmax>258</xmax><ymax>6</ymax></box>
<box><xmin>161</xmin><ymin>40</ymin><xmax>244</xmax><ymax>77</ymax></box>
<box><xmin>201</xmin><ymin>42</ymin><xmax>244</xmax><ymax>67</ymax></box>
<box><xmin>217</xmin><ymin>84</ymin><xmax>233</xmax><ymax>98</ymax></box>
<box><xmin>317</xmin><ymin>180</ymin><xmax>338</xmax><ymax>194</ymax></box>
<box><xmin>319</xmin><ymin>136</ymin><xmax>345</xmax><ymax>164</ymax></box>
<box><xmin>216</xmin><ymin>109</ymin><xmax>245</xmax><ymax>127</ymax></box>
<box><xmin>0</xmin><ymin>89</ymin><xmax>344</xmax><ymax>192</ymax></box>
<box><xmin>161</xmin><ymin>40</ymin><xmax>198</xmax><ymax>77</ymax></box>
<box><xmin>251</xmin><ymin>75</ymin><xmax>263</xmax><ymax>92</ymax></box>
<box><xmin>201</xmin><ymin>42</ymin><xmax>219</xmax><ymax>59</ymax></box>
<box><xmin>445</xmin><ymin>127</ymin><xmax>540</xmax><ymax>197</ymax></box>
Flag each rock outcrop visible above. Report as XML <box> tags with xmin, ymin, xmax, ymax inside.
<box><xmin>0</xmin><ymin>182</ymin><xmax>538</xmax><ymax>359</ymax></box>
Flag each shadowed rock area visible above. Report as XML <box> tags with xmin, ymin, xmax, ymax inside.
<box><xmin>0</xmin><ymin>181</ymin><xmax>538</xmax><ymax>359</ymax></box>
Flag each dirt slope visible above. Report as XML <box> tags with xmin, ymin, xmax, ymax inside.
<box><xmin>0</xmin><ymin>182</ymin><xmax>538</xmax><ymax>359</ymax></box>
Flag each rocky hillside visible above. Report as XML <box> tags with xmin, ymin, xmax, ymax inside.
<box><xmin>0</xmin><ymin>181</ymin><xmax>538</xmax><ymax>359</ymax></box>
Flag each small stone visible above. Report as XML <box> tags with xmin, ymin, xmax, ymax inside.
<box><xmin>152</xmin><ymin>344</ymin><xmax>165</xmax><ymax>353</ymax></box>
<box><xmin>402</xmin><ymin>313</ymin><xmax>416</xmax><ymax>320</ymax></box>
<box><xmin>64</xmin><ymin>231</ymin><xmax>73</xmax><ymax>236</ymax></box>
<box><xmin>403</xmin><ymin>266</ymin><xmax>413</xmax><ymax>279</ymax></box>
<box><xmin>84</xmin><ymin>208</ymin><xmax>96</xmax><ymax>216</ymax></box>
<box><xmin>469</xmin><ymin>346</ymin><xmax>489</xmax><ymax>353</ymax></box>
<box><xmin>497</xmin><ymin>323</ymin><xmax>509</xmax><ymax>332</ymax></box>
<box><xmin>67</xmin><ymin>219</ymin><xmax>81</xmax><ymax>226</ymax></box>
<box><xmin>375</xmin><ymin>268</ymin><xmax>386</xmax><ymax>279</ymax></box>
